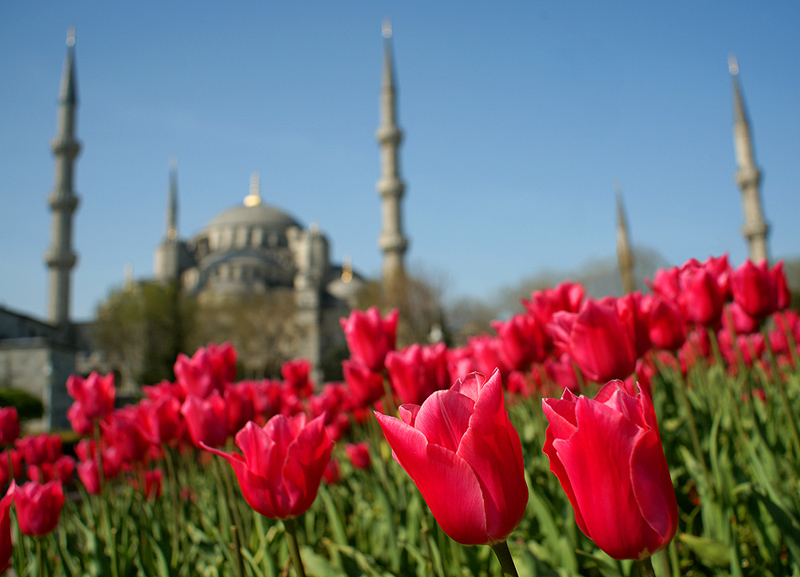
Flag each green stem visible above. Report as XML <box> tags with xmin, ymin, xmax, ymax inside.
<box><xmin>490</xmin><ymin>540</ymin><xmax>519</xmax><ymax>577</ymax></box>
<box><xmin>669</xmin><ymin>352</ymin><xmax>710</xmax><ymax>484</ymax></box>
<box><xmin>93</xmin><ymin>422</ymin><xmax>119</xmax><ymax>577</ymax></box>
<box><xmin>635</xmin><ymin>556</ymin><xmax>656</xmax><ymax>577</ymax></box>
<box><xmin>164</xmin><ymin>447</ymin><xmax>182</xmax><ymax>567</ymax></box>
<box><xmin>761</xmin><ymin>325</ymin><xmax>800</xmax><ymax>460</ymax></box>
<box><xmin>381</xmin><ymin>375</ymin><xmax>398</xmax><ymax>417</ymax></box>
<box><xmin>37</xmin><ymin>536</ymin><xmax>49</xmax><ymax>577</ymax></box>
<box><xmin>212</xmin><ymin>456</ymin><xmax>244</xmax><ymax>577</ymax></box>
<box><xmin>283</xmin><ymin>517</ymin><xmax>307</xmax><ymax>577</ymax></box>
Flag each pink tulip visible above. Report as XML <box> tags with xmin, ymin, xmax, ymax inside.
<box><xmin>342</xmin><ymin>360</ymin><xmax>386</xmax><ymax>408</ymax></box>
<box><xmin>730</xmin><ymin>259</ymin><xmax>781</xmax><ymax>321</ymax></box>
<box><xmin>0</xmin><ymin>408</ymin><xmax>20</xmax><ymax>445</ymax></box>
<box><xmin>542</xmin><ymin>380</ymin><xmax>678</xmax><ymax>560</ymax></box>
<box><xmin>14</xmin><ymin>480</ymin><xmax>65</xmax><ymax>536</ymax></box>
<box><xmin>181</xmin><ymin>392</ymin><xmax>229</xmax><ymax>448</ymax></box>
<box><xmin>138</xmin><ymin>395</ymin><xmax>183</xmax><ymax>445</ymax></box>
<box><xmin>0</xmin><ymin>483</ymin><xmax>14</xmax><ymax>573</ymax></box>
<box><xmin>340</xmin><ymin>307</ymin><xmax>398</xmax><ymax>372</ymax></box>
<box><xmin>376</xmin><ymin>371</ymin><xmax>528</xmax><ymax>546</ymax></box>
<box><xmin>642</xmin><ymin>295</ymin><xmax>686</xmax><ymax>351</ymax></box>
<box><xmin>386</xmin><ymin>343</ymin><xmax>449</xmax><ymax>406</ymax></box>
<box><xmin>15</xmin><ymin>434</ymin><xmax>62</xmax><ymax>466</ymax></box>
<box><xmin>344</xmin><ymin>442</ymin><xmax>371</xmax><ymax>470</ymax></box>
<box><xmin>491</xmin><ymin>314</ymin><xmax>547</xmax><ymax>371</ymax></box>
<box><xmin>175</xmin><ymin>343</ymin><xmax>237</xmax><ymax>399</ymax></box>
<box><xmin>678</xmin><ymin>263</ymin><xmax>725</xmax><ymax>327</ymax></box>
<box><xmin>549</xmin><ymin>300</ymin><xmax>638</xmax><ymax>383</ymax></box>
<box><xmin>66</xmin><ymin>371</ymin><xmax>116</xmax><ymax>422</ymax></box>
<box><xmin>203</xmin><ymin>414</ymin><xmax>332</xmax><ymax>519</ymax></box>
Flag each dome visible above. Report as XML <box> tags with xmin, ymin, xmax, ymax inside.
<box><xmin>207</xmin><ymin>203</ymin><xmax>301</xmax><ymax>233</ymax></box>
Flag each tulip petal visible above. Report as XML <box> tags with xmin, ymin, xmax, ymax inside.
<box><xmin>376</xmin><ymin>412</ymin><xmax>488</xmax><ymax>545</ymax></box>
<box><xmin>630</xmin><ymin>430</ymin><xmax>678</xmax><ymax>550</ymax></box>
<box><xmin>203</xmin><ymin>443</ymin><xmax>287</xmax><ymax>518</ymax></box>
<box><xmin>458</xmin><ymin>403</ymin><xmax>528</xmax><ymax>541</ymax></box>
<box><xmin>541</xmin><ymin>398</ymin><xmax>585</xmax><ymax>534</ymax></box>
<box><xmin>282</xmin><ymin>414</ymin><xmax>333</xmax><ymax>516</ymax></box>
<box><xmin>414</xmin><ymin>390</ymin><xmax>474</xmax><ymax>453</ymax></box>
<box><xmin>552</xmin><ymin>397</ymin><xmax>662</xmax><ymax>560</ymax></box>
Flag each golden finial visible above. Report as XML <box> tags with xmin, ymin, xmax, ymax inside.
<box><xmin>66</xmin><ymin>27</ymin><xmax>76</xmax><ymax>48</ymax></box>
<box><xmin>728</xmin><ymin>54</ymin><xmax>739</xmax><ymax>76</ymax></box>
<box><xmin>244</xmin><ymin>172</ymin><xmax>262</xmax><ymax>207</ymax></box>
<box><xmin>382</xmin><ymin>19</ymin><xmax>392</xmax><ymax>39</ymax></box>
<box><xmin>341</xmin><ymin>255</ymin><xmax>353</xmax><ymax>283</ymax></box>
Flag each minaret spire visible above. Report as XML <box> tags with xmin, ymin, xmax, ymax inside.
<box><xmin>729</xmin><ymin>55</ymin><xmax>769</xmax><ymax>263</ymax></box>
<box><xmin>615</xmin><ymin>183</ymin><xmax>635</xmax><ymax>294</ymax></box>
<box><xmin>45</xmin><ymin>27</ymin><xmax>81</xmax><ymax>327</ymax></box>
<box><xmin>376</xmin><ymin>19</ymin><xmax>409</xmax><ymax>293</ymax></box>
<box><xmin>166</xmin><ymin>157</ymin><xmax>178</xmax><ymax>240</ymax></box>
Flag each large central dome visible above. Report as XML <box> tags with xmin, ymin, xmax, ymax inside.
<box><xmin>208</xmin><ymin>203</ymin><xmax>301</xmax><ymax>233</ymax></box>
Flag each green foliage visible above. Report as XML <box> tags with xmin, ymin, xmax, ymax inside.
<box><xmin>10</xmin><ymin>350</ymin><xmax>800</xmax><ymax>576</ymax></box>
<box><xmin>0</xmin><ymin>387</ymin><xmax>43</xmax><ymax>420</ymax></box>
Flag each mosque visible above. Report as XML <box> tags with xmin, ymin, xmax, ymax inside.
<box><xmin>0</xmin><ymin>25</ymin><xmax>411</xmax><ymax>428</ymax></box>
<box><xmin>0</xmin><ymin>27</ymin><xmax>770</xmax><ymax>431</ymax></box>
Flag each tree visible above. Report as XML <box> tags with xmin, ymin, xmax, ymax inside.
<box><xmin>92</xmin><ymin>281</ymin><xmax>195</xmax><ymax>387</ymax></box>
<box><xmin>188</xmin><ymin>289</ymin><xmax>304</xmax><ymax>379</ymax></box>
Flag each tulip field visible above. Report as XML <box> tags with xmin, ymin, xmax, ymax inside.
<box><xmin>1</xmin><ymin>255</ymin><xmax>799</xmax><ymax>576</ymax></box>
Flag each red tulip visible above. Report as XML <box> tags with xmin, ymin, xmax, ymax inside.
<box><xmin>340</xmin><ymin>307</ymin><xmax>398</xmax><ymax>372</ymax></box>
<box><xmin>386</xmin><ymin>343</ymin><xmax>449</xmax><ymax>406</ymax></box>
<box><xmin>467</xmin><ymin>335</ymin><xmax>512</xmax><ymax>378</ymax></box>
<box><xmin>375</xmin><ymin>371</ymin><xmax>528</xmax><ymax>546</ymax></box>
<box><xmin>175</xmin><ymin>343</ymin><xmax>237</xmax><ymax>399</ymax></box>
<box><xmin>0</xmin><ymin>450</ymin><xmax>22</xmax><ymax>487</ymax></box>
<box><xmin>14</xmin><ymin>480</ymin><xmax>65</xmax><ymax>536</ymax></box>
<box><xmin>27</xmin><ymin>455</ymin><xmax>75</xmax><ymax>484</ymax></box>
<box><xmin>102</xmin><ymin>408</ymin><xmax>150</xmax><ymax>464</ymax></box>
<box><xmin>642</xmin><ymin>295</ymin><xmax>686</xmax><ymax>351</ymax></box>
<box><xmin>0</xmin><ymin>408</ymin><xmax>20</xmax><ymax>445</ymax></box>
<box><xmin>0</xmin><ymin>483</ymin><xmax>14</xmax><ymax>573</ymax></box>
<box><xmin>730</xmin><ymin>259</ymin><xmax>781</xmax><ymax>321</ymax></box>
<box><xmin>66</xmin><ymin>371</ymin><xmax>116</xmax><ymax>422</ymax></box>
<box><xmin>345</xmin><ymin>442</ymin><xmax>371</xmax><ymax>470</ymax></box>
<box><xmin>181</xmin><ymin>392</ymin><xmax>229</xmax><ymax>448</ymax></box>
<box><xmin>138</xmin><ymin>396</ymin><xmax>183</xmax><ymax>445</ymax></box>
<box><xmin>549</xmin><ymin>300</ymin><xmax>638</xmax><ymax>383</ymax></box>
<box><xmin>342</xmin><ymin>360</ymin><xmax>386</xmax><ymax>408</ymax></box>
<box><xmin>203</xmin><ymin>414</ymin><xmax>333</xmax><ymax>519</ymax></box>
<box><xmin>678</xmin><ymin>263</ymin><xmax>725</xmax><ymax>327</ymax></box>
<box><xmin>722</xmin><ymin>302</ymin><xmax>760</xmax><ymax>335</ymax></box>
<box><xmin>281</xmin><ymin>359</ymin><xmax>314</xmax><ymax>398</ymax></box>
<box><xmin>522</xmin><ymin>281</ymin><xmax>585</xmax><ymax>327</ymax></box>
<box><xmin>323</xmin><ymin>459</ymin><xmax>341</xmax><ymax>484</ymax></box>
<box><xmin>647</xmin><ymin>266</ymin><xmax>681</xmax><ymax>303</ymax></box>
<box><xmin>225</xmin><ymin>384</ymin><xmax>257</xmax><ymax>435</ymax></box>
<box><xmin>542</xmin><ymin>380</ymin><xmax>678</xmax><ymax>560</ymax></box>
<box><xmin>16</xmin><ymin>434</ymin><xmax>62</xmax><ymax>466</ymax></box>
<box><xmin>492</xmin><ymin>314</ymin><xmax>547</xmax><ymax>371</ymax></box>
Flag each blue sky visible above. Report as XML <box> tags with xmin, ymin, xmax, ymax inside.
<box><xmin>1</xmin><ymin>2</ymin><xmax>799</xmax><ymax>321</ymax></box>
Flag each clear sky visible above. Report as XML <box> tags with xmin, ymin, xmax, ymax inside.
<box><xmin>1</xmin><ymin>2</ymin><xmax>799</xmax><ymax>322</ymax></box>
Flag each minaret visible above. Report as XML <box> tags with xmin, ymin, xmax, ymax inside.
<box><xmin>166</xmin><ymin>157</ymin><xmax>178</xmax><ymax>241</ymax></box>
<box><xmin>154</xmin><ymin>158</ymin><xmax>183</xmax><ymax>283</ymax></box>
<box><xmin>730</xmin><ymin>55</ymin><xmax>769</xmax><ymax>263</ymax></box>
<box><xmin>45</xmin><ymin>28</ymin><xmax>81</xmax><ymax>327</ymax></box>
<box><xmin>615</xmin><ymin>184</ymin><xmax>635</xmax><ymax>294</ymax></box>
<box><xmin>376</xmin><ymin>20</ymin><xmax>409</xmax><ymax>290</ymax></box>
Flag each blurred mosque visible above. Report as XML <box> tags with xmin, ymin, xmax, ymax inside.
<box><xmin>0</xmin><ymin>27</ymin><xmax>770</xmax><ymax>431</ymax></box>
<box><xmin>0</xmin><ymin>24</ymin><xmax>410</xmax><ymax>428</ymax></box>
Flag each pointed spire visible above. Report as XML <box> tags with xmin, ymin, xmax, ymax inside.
<box><xmin>376</xmin><ymin>20</ymin><xmax>408</xmax><ymax>293</ymax></box>
<box><xmin>729</xmin><ymin>55</ymin><xmax>769</xmax><ymax>263</ymax></box>
<box><xmin>244</xmin><ymin>171</ymin><xmax>262</xmax><ymax>207</ymax></box>
<box><xmin>59</xmin><ymin>27</ymin><xmax>78</xmax><ymax>106</ymax></box>
<box><xmin>45</xmin><ymin>28</ymin><xmax>81</xmax><ymax>327</ymax></box>
<box><xmin>166</xmin><ymin>157</ymin><xmax>178</xmax><ymax>240</ymax></box>
<box><xmin>615</xmin><ymin>183</ymin><xmax>635</xmax><ymax>294</ymax></box>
